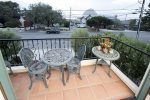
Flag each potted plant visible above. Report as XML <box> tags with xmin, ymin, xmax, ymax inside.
<box><xmin>99</xmin><ymin>38</ymin><xmax>113</xmax><ymax>53</ymax></box>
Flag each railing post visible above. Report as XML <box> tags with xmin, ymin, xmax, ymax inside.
<box><xmin>0</xmin><ymin>50</ymin><xmax>16</xmax><ymax>100</ymax></box>
<box><xmin>136</xmin><ymin>63</ymin><xmax>150</xmax><ymax>100</ymax></box>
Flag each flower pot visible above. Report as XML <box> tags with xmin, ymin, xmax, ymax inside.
<box><xmin>102</xmin><ymin>48</ymin><xmax>109</xmax><ymax>53</ymax></box>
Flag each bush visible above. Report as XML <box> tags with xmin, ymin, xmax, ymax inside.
<box><xmin>71</xmin><ymin>29</ymin><xmax>90</xmax><ymax>38</ymax></box>
<box><xmin>71</xmin><ymin>29</ymin><xmax>90</xmax><ymax>54</ymax></box>
<box><xmin>71</xmin><ymin>29</ymin><xmax>104</xmax><ymax>58</ymax></box>
<box><xmin>100</xmin><ymin>32</ymin><xmax>150</xmax><ymax>85</ymax></box>
<box><xmin>101</xmin><ymin>32</ymin><xmax>150</xmax><ymax>52</ymax></box>
<box><xmin>0</xmin><ymin>31</ymin><xmax>22</xmax><ymax>64</ymax></box>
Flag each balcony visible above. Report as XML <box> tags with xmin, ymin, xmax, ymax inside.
<box><xmin>0</xmin><ymin>37</ymin><xmax>149</xmax><ymax>100</ymax></box>
<box><xmin>10</xmin><ymin>65</ymin><xmax>134</xmax><ymax>100</ymax></box>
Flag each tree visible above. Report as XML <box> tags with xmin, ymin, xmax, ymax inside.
<box><xmin>5</xmin><ymin>19</ymin><xmax>21</xmax><ymax>28</ymax></box>
<box><xmin>61</xmin><ymin>19</ymin><xmax>69</xmax><ymax>27</ymax></box>
<box><xmin>141</xmin><ymin>3</ymin><xmax>150</xmax><ymax>31</ymax></box>
<box><xmin>47</xmin><ymin>10</ymin><xmax>62</xmax><ymax>27</ymax></box>
<box><xmin>64</xmin><ymin>20</ymin><xmax>70</xmax><ymax>27</ymax></box>
<box><xmin>86</xmin><ymin>16</ymin><xmax>113</xmax><ymax>31</ymax></box>
<box><xmin>0</xmin><ymin>1</ymin><xmax>20</xmax><ymax>27</ymax></box>
<box><xmin>25</xmin><ymin>2</ymin><xmax>63</xmax><ymax>27</ymax></box>
<box><xmin>129</xmin><ymin>19</ymin><xmax>137</xmax><ymax>30</ymax></box>
<box><xmin>24</xmin><ymin>20</ymin><xmax>32</xmax><ymax>27</ymax></box>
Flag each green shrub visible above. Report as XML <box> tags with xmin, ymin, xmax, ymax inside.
<box><xmin>100</xmin><ymin>32</ymin><xmax>150</xmax><ymax>52</ymax></box>
<box><xmin>71</xmin><ymin>29</ymin><xmax>90</xmax><ymax>38</ymax></box>
<box><xmin>0</xmin><ymin>31</ymin><xmax>20</xmax><ymax>39</ymax></box>
<box><xmin>101</xmin><ymin>32</ymin><xmax>117</xmax><ymax>38</ymax></box>
<box><xmin>100</xmin><ymin>32</ymin><xmax>150</xmax><ymax>85</ymax></box>
<box><xmin>0</xmin><ymin>31</ymin><xmax>22</xmax><ymax>64</ymax></box>
<box><xmin>86</xmin><ymin>35</ymin><xmax>101</xmax><ymax>58</ymax></box>
<box><xmin>71</xmin><ymin>29</ymin><xmax>90</xmax><ymax>53</ymax></box>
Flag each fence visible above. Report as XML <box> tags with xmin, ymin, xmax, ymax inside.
<box><xmin>0</xmin><ymin>37</ymin><xmax>149</xmax><ymax>86</ymax></box>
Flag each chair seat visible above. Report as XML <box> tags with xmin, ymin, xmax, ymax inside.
<box><xmin>67</xmin><ymin>58</ymin><xmax>80</xmax><ymax>69</ymax></box>
<box><xmin>29</xmin><ymin>62</ymin><xmax>47</xmax><ymax>74</ymax></box>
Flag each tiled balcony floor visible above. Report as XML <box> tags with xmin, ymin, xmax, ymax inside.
<box><xmin>10</xmin><ymin>65</ymin><xmax>134</xmax><ymax>100</ymax></box>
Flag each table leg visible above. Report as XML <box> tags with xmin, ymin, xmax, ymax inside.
<box><xmin>47</xmin><ymin>65</ymin><xmax>51</xmax><ymax>79</ymax></box>
<box><xmin>60</xmin><ymin>66</ymin><xmax>65</xmax><ymax>85</ymax></box>
<box><xmin>108</xmin><ymin>61</ymin><xmax>112</xmax><ymax>77</ymax></box>
<box><xmin>92</xmin><ymin>58</ymin><xmax>98</xmax><ymax>73</ymax></box>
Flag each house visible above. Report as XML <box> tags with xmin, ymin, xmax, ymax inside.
<box><xmin>19</xmin><ymin>16</ymin><xmax>25</xmax><ymax>27</ymax></box>
<box><xmin>75</xmin><ymin>9</ymin><xmax>98</xmax><ymax>27</ymax></box>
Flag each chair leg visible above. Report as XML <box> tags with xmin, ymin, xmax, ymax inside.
<box><xmin>66</xmin><ymin>69</ymin><xmax>70</xmax><ymax>82</ymax></box>
<box><xmin>42</xmin><ymin>76</ymin><xmax>48</xmax><ymax>88</ymax></box>
<box><xmin>28</xmin><ymin>74</ymin><xmax>33</xmax><ymax>89</ymax></box>
<box><xmin>29</xmin><ymin>82</ymin><xmax>33</xmax><ymax>90</ymax></box>
<box><xmin>47</xmin><ymin>66</ymin><xmax>51</xmax><ymax>79</ymax></box>
<box><xmin>60</xmin><ymin>66</ymin><xmax>65</xmax><ymax>85</ymax></box>
<box><xmin>78</xmin><ymin>67</ymin><xmax>82</xmax><ymax>80</ymax></box>
<box><xmin>9</xmin><ymin>67</ymin><xmax>13</xmax><ymax>75</ymax></box>
<box><xmin>92</xmin><ymin>58</ymin><xmax>98</xmax><ymax>73</ymax></box>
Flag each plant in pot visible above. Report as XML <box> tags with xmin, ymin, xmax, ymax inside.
<box><xmin>99</xmin><ymin>38</ymin><xmax>113</xmax><ymax>53</ymax></box>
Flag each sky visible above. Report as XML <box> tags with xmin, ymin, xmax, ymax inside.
<box><xmin>2</xmin><ymin>0</ymin><xmax>150</xmax><ymax>20</ymax></box>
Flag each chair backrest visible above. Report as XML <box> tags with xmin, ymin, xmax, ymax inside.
<box><xmin>76</xmin><ymin>44</ymin><xmax>86</xmax><ymax>61</ymax></box>
<box><xmin>18</xmin><ymin>48</ymin><xmax>34</xmax><ymax>68</ymax></box>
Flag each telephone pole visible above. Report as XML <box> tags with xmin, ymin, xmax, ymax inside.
<box><xmin>136</xmin><ymin>0</ymin><xmax>145</xmax><ymax>39</ymax></box>
<box><xmin>69</xmin><ymin>7</ymin><xmax>72</xmax><ymax>30</ymax></box>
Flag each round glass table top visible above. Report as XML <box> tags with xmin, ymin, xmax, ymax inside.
<box><xmin>92</xmin><ymin>46</ymin><xmax>120</xmax><ymax>61</ymax></box>
<box><xmin>42</xmin><ymin>48</ymin><xmax>74</xmax><ymax>66</ymax></box>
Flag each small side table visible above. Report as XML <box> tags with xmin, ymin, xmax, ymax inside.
<box><xmin>92</xmin><ymin>46</ymin><xmax>120</xmax><ymax>76</ymax></box>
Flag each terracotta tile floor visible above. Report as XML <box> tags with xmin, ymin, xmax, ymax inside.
<box><xmin>10</xmin><ymin>65</ymin><xmax>134</xmax><ymax>100</ymax></box>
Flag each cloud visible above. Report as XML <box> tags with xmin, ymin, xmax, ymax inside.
<box><xmin>1</xmin><ymin>0</ymin><xmax>149</xmax><ymax>20</ymax></box>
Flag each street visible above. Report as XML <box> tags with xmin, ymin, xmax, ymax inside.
<box><xmin>17</xmin><ymin>29</ymin><xmax>150</xmax><ymax>44</ymax></box>
<box><xmin>17</xmin><ymin>30</ymin><xmax>71</xmax><ymax>39</ymax></box>
<box><xmin>100</xmin><ymin>29</ymin><xmax>150</xmax><ymax>44</ymax></box>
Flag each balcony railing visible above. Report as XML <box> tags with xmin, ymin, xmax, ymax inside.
<box><xmin>0</xmin><ymin>37</ymin><xmax>149</xmax><ymax>87</ymax></box>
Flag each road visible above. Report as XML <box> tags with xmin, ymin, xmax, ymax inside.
<box><xmin>100</xmin><ymin>29</ymin><xmax>150</xmax><ymax>44</ymax></box>
<box><xmin>17</xmin><ymin>29</ymin><xmax>150</xmax><ymax>44</ymax></box>
<box><xmin>17</xmin><ymin>30</ymin><xmax>71</xmax><ymax>39</ymax></box>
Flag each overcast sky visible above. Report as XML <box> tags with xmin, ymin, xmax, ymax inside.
<box><xmin>2</xmin><ymin>0</ymin><xmax>150</xmax><ymax>20</ymax></box>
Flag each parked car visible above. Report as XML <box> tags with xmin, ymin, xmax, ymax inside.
<box><xmin>77</xmin><ymin>24</ymin><xmax>86</xmax><ymax>28</ymax></box>
<box><xmin>46</xmin><ymin>27</ymin><xmax>60</xmax><ymax>34</ymax></box>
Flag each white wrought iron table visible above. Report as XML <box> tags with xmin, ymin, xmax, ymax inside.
<box><xmin>92</xmin><ymin>46</ymin><xmax>120</xmax><ymax>76</ymax></box>
<box><xmin>42</xmin><ymin>48</ymin><xmax>74</xmax><ymax>85</ymax></box>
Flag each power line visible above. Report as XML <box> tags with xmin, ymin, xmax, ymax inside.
<box><xmin>60</xmin><ymin>9</ymin><xmax>137</xmax><ymax>12</ymax></box>
<box><xmin>62</xmin><ymin>12</ymin><xmax>139</xmax><ymax>16</ymax></box>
